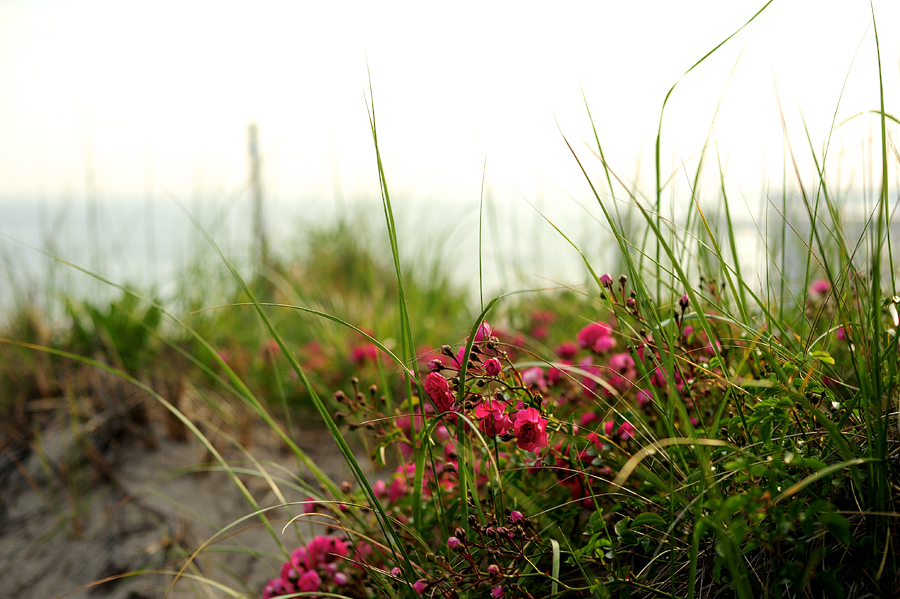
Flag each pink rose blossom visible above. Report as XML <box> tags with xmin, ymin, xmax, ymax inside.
<box><xmin>424</xmin><ymin>372</ymin><xmax>454</xmax><ymax>414</ymax></box>
<box><xmin>373</xmin><ymin>479</ymin><xmax>387</xmax><ymax>498</ymax></box>
<box><xmin>262</xmin><ymin>578</ymin><xmax>289</xmax><ymax>599</ymax></box>
<box><xmin>617</xmin><ymin>422</ymin><xmax>635</xmax><ymax>441</ymax></box>
<box><xmin>301</xmin><ymin>496</ymin><xmax>318</xmax><ymax>514</ymax></box>
<box><xmin>281</xmin><ymin>560</ymin><xmax>299</xmax><ymax>585</ymax></box>
<box><xmin>350</xmin><ymin>343</ymin><xmax>378</xmax><ymax>365</ymax></box>
<box><xmin>305</xmin><ymin>535</ymin><xmax>349</xmax><ymax>567</ymax></box>
<box><xmin>577</xmin><ymin>322</ymin><xmax>613</xmax><ymax>350</ymax></box>
<box><xmin>555</xmin><ymin>341</ymin><xmax>579</xmax><ymax>359</ymax></box>
<box><xmin>580</xmin><ymin>412</ymin><xmax>598</xmax><ymax>427</ymax></box>
<box><xmin>607</xmin><ymin>352</ymin><xmax>636</xmax><ymax>391</ymax></box>
<box><xmin>473</xmin><ymin>320</ymin><xmax>493</xmax><ymax>342</ymax></box>
<box><xmin>522</xmin><ymin>366</ymin><xmax>544</xmax><ymax>387</ymax></box>
<box><xmin>484</xmin><ymin>357</ymin><xmax>502</xmax><ymax>376</ymax></box>
<box><xmin>296</xmin><ymin>569</ymin><xmax>321</xmax><ymax>593</ymax></box>
<box><xmin>593</xmin><ymin>335</ymin><xmax>617</xmax><ymax>353</ymax></box>
<box><xmin>513</xmin><ymin>408</ymin><xmax>549</xmax><ymax>452</ymax></box>
<box><xmin>809</xmin><ymin>279</ymin><xmax>831</xmax><ymax>296</ymax></box>
<box><xmin>637</xmin><ymin>388</ymin><xmax>653</xmax><ymax>407</ymax></box>
<box><xmin>475</xmin><ymin>400</ymin><xmax>513</xmax><ymax>436</ymax></box>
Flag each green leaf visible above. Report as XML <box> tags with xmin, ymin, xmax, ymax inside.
<box><xmin>630</xmin><ymin>512</ymin><xmax>666</xmax><ymax>529</ymax></box>
<box><xmin>590</xmin><ymin>580</ymin><xmax>609</xmax><ymax>599</ymax></box>
<box><xmin>819</xmin><ymin>512</ymin><xmax>852</xmax><ymax>546</ymax></box>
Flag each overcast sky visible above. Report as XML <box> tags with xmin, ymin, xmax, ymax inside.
<box><xmin>1</xmin><ymin>1</ymin><xmax>898</xmax><ymax>208</ymax></box>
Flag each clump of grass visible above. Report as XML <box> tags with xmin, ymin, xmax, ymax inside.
<box><xmin>243</xmin><ymin>4</ymin><xmax>897</xmax><ymax>598</ymax></box>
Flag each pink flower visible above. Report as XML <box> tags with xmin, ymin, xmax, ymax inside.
<box><xmin>531</xmin><ymin>324</ymin><xmax>549</xmax><ymax>339</ymax></box>
<box><xmin>593</xmin><ymin>335</ymin><xmax>617</xmax><ymax>353</ymax></box>
<box><xmin>306</xmin><ymin>535</ymin><xmax>349</xmax><ymax>567</ymax></box>
<box><xmin>373</xmin><ymin>479</ymin><xmax>387</xmax><ymax>498</ymax></box>
<box><xmin>809</xmin><ymin>279</ymin><xmax>830</xmax><ymax>296</ymax></box>
<box><xmin>579</xmin><ymin>412</ymin><xmax>598</xmax><ymax>427</ymax></box>
<box><xmin>473</xmin><ymin>320</ymin><xmax>493</xmax><ymax>342</ymax></box>
<box><xmin>836</xmin><ymin>326</ymin><xmax>847</xmax><ymax>341</ymax></box>
<box><xmin>413</xmin><ymin>579</ymin><xmax>428</xmax><ymax>593</ymax></box>
<box><xmin>555</xmin><ymin>341</ymin><xmax>579</xmax><ymax>359</ymax></box>
<box><xmin>609</xmin><ymin>352</ymin><xmax>634</xmax><ymax>373</ymax></box>
<box><xmin>296</xmin><ymin>569</ymin><xmax>321</xmax><ymax>592</ymax></box>
<box><xmin>475</xmin><ymin>400</ymin><xmax>512</xmax><ymax>436</ymax></box>
<box><xmin>522</xmin><ymin>366</ymin><xmax>545</xmax><ymax>387</ymax></box>
<box><xmin>492</xmin><ymin>586</ymin><xmax>505</xmax><ymax>598</ymax></box>
<box><xmin>484</xmin><ymin>357</ymin><xmax>502</xmax><ymax>377</ymax></box>
<box><xmin>434</xmin><ymin>425</ymin><xmax>451</xmax><ymax>441</ymax></box>
<box><xmin>281</xmin><ymin>560</ymin><xmax>300</xmax><ymax>585</ymax></box>
<box><xmin>481</xmin><ymin>412</ymin><xmax>512</xmax><ymax>436</ymax></box>
<box><xmin>334</xmin><ymin>572</ymin><xmax>349</xmax><ymax>585</ymax></box>
<box><xmin>608</xmin><ymin>352</ymin><xmax>636</xmax><ymax>391</ymax></box>
<box><xmin>513</xmin><ymin>408</ymin><xmax>549</xmax><ymax>452</ymax></box>
<box><xmin>389</xmin><ymin>475</ymin><xmax>408</xmax><ymax>502</ymax></box>
<box><xmin>262</xmin><ymin>578</ymin><xmax>289</xmax><ymax>599</ymax></box>
<box><xmin>600</xmin><ymin>273</ymin><xmax>613</xmax><ymax>287</ymax></box>
<box><xmin>617</xmin><ymin>421</ymin><xmax>635</xmax><ymax>441</ymax></box>
<box><xmin>637</xmin><ymin>388</ymin><xmax>653</xmax><ymax>407</ymax></box>
<box><xmin>509</xmin><ymin>510</ymin><xmax>524</xmax><ymax>522</ymax></box>
<box><xmin>391</xmin><ymin>567</ymin><xmax>401</xmax><ymax>577</ymax></box>
<box><xmin>350</xmin><ymin>343</ymin><xmax>378</xmax><ymax>365</ymax></box>
<box><xmin>577</xmin><ymin>322</ymin><xmax>613</xmax><ymax>350</ymax></box>
<box><xmin>447</xmin><ymin>536</ymin><xmax>461</xmax><ymax>549</ymax></box>
<box><xmin>547</xmin><ymin>361</ymin><xmax>571</xmax><ymax>386</ymax></box>
<box><xmin>424</xmin><ymin>372</ymin><xmax>454</xmax><ymax>414</ymax></box>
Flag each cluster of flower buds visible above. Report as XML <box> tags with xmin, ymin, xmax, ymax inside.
<box><xmin>399</xmin><ymin>509</ymin><xmax>541</xmax><ymax>599</ymax></box>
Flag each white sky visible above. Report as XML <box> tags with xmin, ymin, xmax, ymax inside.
<box><xmin>1</xmin><ymin>0</ymin><xmax>898</xmax><ymax>207</ymax></box>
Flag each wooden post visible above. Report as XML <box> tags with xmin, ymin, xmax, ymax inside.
<box><xmin>248</xmin><ymin>123</ymin><xmax>267</xmax><ymax>271</ymax></box>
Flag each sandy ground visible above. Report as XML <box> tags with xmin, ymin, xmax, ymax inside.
<box><xmin>0</xmin><ymin>372</ymin><xmax>369</xmax><ymax>599</ymax></box>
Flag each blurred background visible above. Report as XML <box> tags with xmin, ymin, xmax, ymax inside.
<box><xmin>1</xmin><ymin>0</ymin><xmax>899</xmax><ymax>313</ymax></box>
